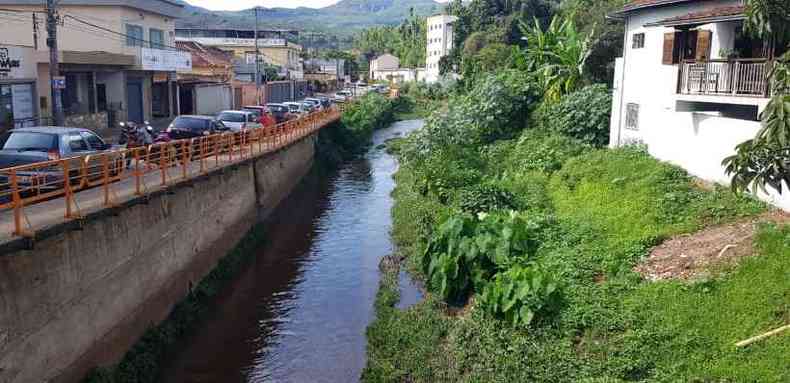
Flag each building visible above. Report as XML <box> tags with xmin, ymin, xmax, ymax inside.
<box><xmin>608</xmin><ymin>0</ymin><xmax>788</xmax><ymax>208</ymax></box>
<box><xmin>0</xmin><ymin>44</ymin><xmax>38</xmax><ymax>132</ymax></box>
<box><xmin>425</xmin><ymin>14</ymin><xmax>458</xmax><ymax>83</ymax></box>
<box><xmin>0</xmin><ymin>0</ymin><xmax>191</xmax><ymax>130</ymax></box>
<box><xmin>175</xmin><ymin>28</ymin><xmax>304</xmax><ymax>80</ymax></box>
<box><xmin>369</xmin><ymin>53</ymin><xmax>399</xmax><ymax>79</ymax></box>
<box><xmin>175</xmin><ymin>40</ymin><xmax>234</xmax><ymax>115</ymax></box>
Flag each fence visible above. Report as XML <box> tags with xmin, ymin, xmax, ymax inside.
<box><xmin>0</xmin><ymin>106</ymin><xmax>343</xmax><ymax>238</ymax></box>
<box><xmin>678</xmin><ymin>59</ymin><xmax>772</xmax><ymax>97</ymax></box>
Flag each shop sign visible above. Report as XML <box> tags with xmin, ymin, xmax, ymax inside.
<box><xmin>0</xmin><ymin>48</ymin><xmax>21</xmax><ymax>74</ymax></box>
<box><xmin>141</xmin><ymin>48</ymin><xmax>192</xmax><ymax>72</ymax></box>
<box><xmin>52</xmin><ymin>76</ymin><xmax>66</xmax><ymax>89</ymax></box>
<box><xmin>0</xmin><ymin>46</ymin><xmax>34</xmax><ymax>79</ymax></box>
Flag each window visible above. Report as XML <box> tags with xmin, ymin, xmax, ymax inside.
<box><xmin>625</xmin><ymin>103</ymin><xmax>639</xmax><ymax>131</ymax></box>
<box><xmin>126</xmin><ymin>24</ymin><xmax>144</xmax><ymax>47</ymax></box>
<box><xmin>68</xmin><ymin>134</ymin><xmax>89</xmax><ymax>152</ymax></box>
<box><xmin>81</xmin><ymin>132</ymin><xmax>105</xmax><ymax>150</ymax></box>
<box><xmin>632</xmin><ymin>33</ymin><xmax>645</xmax><ymax>49</ymax></box>
<box><xmin>149</xmin><ymin>28</ymin><xmax>165</xmax><ymax>49</ymax></box>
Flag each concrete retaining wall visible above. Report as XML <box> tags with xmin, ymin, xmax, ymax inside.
<box><xmin>0</xmin><ymin>134</ymin><xmax>316</xmax><ymax>383</ymax></box>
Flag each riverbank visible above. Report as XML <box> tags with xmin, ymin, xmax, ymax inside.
<box><xmin>79</xmin><ymin>97</ymin><xmax>405</xmax><ymax>383</ymax></box>
<box><xmin>365</xmin><ymin>85</ymin><xmax>790</xmax><ymax>381</ymax></box>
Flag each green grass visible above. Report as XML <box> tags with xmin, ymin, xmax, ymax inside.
<box><xmin>366</xmin><ymin>133</ymin><xmax>788</xmax><ymax>382</ymax></box>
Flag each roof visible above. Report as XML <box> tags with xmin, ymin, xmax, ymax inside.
<box><xmin>175</xmin><ymin>115</ymin><xmax>215</xmax><ymax>120</ymax></box>
<box><xmin>175</xmin><ymin>41</ymin><xmax>232</xmax><ymax>68</ymax></box>
<box><xmin>0</xmin><ymin>0</ymin><xmax>184</xmax><ymax>18</ymax></box>
<box><xmin>12</xmin><ymin>127</ymin><xmax>91</xmax><ymax>134</ymax></box>
<box><xmin>645</xmin><ymin>4</ymin><xmax>745</xmax><ymax>26</ymax></box>
<box><xmin>610</xmin><ymin>0</ymin><xmax>697</xmax><ymax>18</ymax></box>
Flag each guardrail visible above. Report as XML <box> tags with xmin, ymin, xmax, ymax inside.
<box><xmin>678</xmin><ymin>59</ymin><xmax>772</xmax><ymax>97</ymax></box>
<box><xmin>0</xmin><ymin>106</ymin><xmax>343</xmax><ymax>238</ymax></box>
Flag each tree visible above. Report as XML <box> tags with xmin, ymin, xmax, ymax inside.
<box><xmin>518</xmin><ymin>15</ymin><xmax>594</xmax><ymax>101</ymax></box>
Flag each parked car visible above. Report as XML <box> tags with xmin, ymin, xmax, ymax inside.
<box><xmin>283</xmin><ymin>102</ymin><xmax>310</xmax><ymax>115</ymax></box>
<box><xmin>165</xmin><ymin>115</ymin><xmax>224</xmax><ymax>140</ymax></box>
<box><xmin>215</xmin><ymin>110</ymin><xmax>262</xmax><ymax>132</ymax></box>
<box><xmin>0</xmin><ymin>127</ymin><xmax>119</xmax><ymax>191</ymax></box>
<box><xmin>315</xmin><ymin>95</ymin><xmax>332</xmax><ymax>108</ymax></box>
<box><xmin>333</xmin><ymin>91</ymin><xmax>352</xmax><ymax>103</ymax></box>
<box><xmin>304</xmin><ymin>98</ymin><xmax>324</xmax><ymax>111</ymax></box>
<box><xmin>265</xmin><ymin>103</ymin><xmax>295</xmax><ymax>123</ymax></box>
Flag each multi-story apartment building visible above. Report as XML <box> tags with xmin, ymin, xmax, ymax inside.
<box><xmin>425</xmin><ymin>14</ymin><xmax>457</xmax><ymax>83</ymax></box>
<box><xmin>0</xmin><ymin>0</ymin><xmax>190</xmax><ymax>128</ymax></box>
<box><xmin>609</xmin><ymin>0</ymin><xmax>788</xmax><ymax>208</ymax></box>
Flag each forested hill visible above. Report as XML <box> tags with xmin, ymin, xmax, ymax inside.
<box><xmin>176</xmin><ymin>0</ymin><xmax>443</xmax><ymax>34</ymax></box>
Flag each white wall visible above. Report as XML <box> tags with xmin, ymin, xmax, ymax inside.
<box><xmin>195</xmin><ymin>84</ymin><xmax>232</xmax><ymax>116</ymax></box>
<box><xmin>610</xmin><ymin>0</ymin><xmax>790</xmax><ymax>209</ymax></box>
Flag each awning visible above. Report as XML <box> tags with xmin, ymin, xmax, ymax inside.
<box><xmin>645</xmin><ymin>5</ymin><xmax>745</xmax><ymax>27</ymax></box>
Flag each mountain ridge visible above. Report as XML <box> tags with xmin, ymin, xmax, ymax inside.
<box><xmin>176</xmin><ymin>0</ymin><xmax>443</xmax><ymax>34</ymax></box>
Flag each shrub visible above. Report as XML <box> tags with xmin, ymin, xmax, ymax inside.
<box><xmin>402</xmin><ymin>70</ymin><xmax>540</xmax><ymax>163</ymax></box>
<box><xmin>422</xmin><ymin>212</ymin><xmax>546</xmax><ymax>303</ymax></box>
<box><xmin>507</xmin><ymin>131</ymin><xmax>589</xmax><ymax>174</ymax></box>
<box><xmin>535</xmin><ymin>84</ymin><xmax>612</xmax><ymax>147</ymax></box>
<box><xmin>479</xmin><ymin>263</ymin><xmax>562</xmax><ymax>326</ymax></box>
<box><xmin>456</xmin><ymin>184</ymin><xmax>519</xmax><ymax>214</ymax></box>
<box><xmin>333</xmin><ymin>93</ymin><xmax>396</xmax><ymax>154</ymax></box>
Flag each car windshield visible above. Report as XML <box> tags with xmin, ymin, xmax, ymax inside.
<box><xmin>287</xmin><ymin>105</ymin><xmax>299</xmax><ymax>112</ymax></box>
<box><xmin>0</xmin><ymin>132</ymin><xmax>58</xmax><ymax>152</ymax></box>
<box><xmin>172</xmin><ymin>117</ymin><xmax>210</xmax><ymax>131</ymax></box>
<box><xmin>217</xmin><ymin>113</ymin><xmax>245</xmax><ymax>123</ymax></box>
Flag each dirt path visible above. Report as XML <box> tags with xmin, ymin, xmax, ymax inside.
<box><xmin>636</xmin><ymin>211</ymin><xmax>790</xmax><ymax>281</ymax></box>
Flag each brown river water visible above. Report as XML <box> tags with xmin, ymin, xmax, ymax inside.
<box><xmin>161</xmin><ymin>119</ymin><xmax>424</xmax><ymax>383</ymax></box>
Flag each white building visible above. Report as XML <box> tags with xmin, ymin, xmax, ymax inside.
<box><xmin>609</xmin><ymin>0</ymin><xmax>789</xmax><ymax>209</ymax></box>
<box><xmin>369</xmin><ymin>53</ymin><xmax>400</xmax><ymax>79</ymax></box>
<box><xmin>425</xmin><ymin>14</ymin><xmax>458</xmax><ymax>83</ymax></box>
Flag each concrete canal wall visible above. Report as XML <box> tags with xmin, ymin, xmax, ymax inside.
<box><xmin>0</xmin><ymin>134</ymin><xmax>317</xmax><ymax>383</ymax></box>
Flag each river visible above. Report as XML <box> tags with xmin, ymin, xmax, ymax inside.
<box><xmin>162</xmin><ymin>119</ymin><xmax>423</xmax><ymax>383</ymax></box>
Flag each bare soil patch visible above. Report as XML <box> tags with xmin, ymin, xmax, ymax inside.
<box><xmin>636</xmin><ymin>211</ymin><xmax>790</xmax><ymax>281</ymax></box>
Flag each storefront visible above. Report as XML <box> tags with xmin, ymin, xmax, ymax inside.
<box><xmin>0</xmin><ymin>45</ymin><xmax>37</xmax><ymax>131</ymax></box>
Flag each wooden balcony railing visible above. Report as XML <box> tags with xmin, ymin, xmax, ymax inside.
<box><xmin>678</xmin><ymin>59</ymin><xmax>772</xmax><ymax>97</ymax></box>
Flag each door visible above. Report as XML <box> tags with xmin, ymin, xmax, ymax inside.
<box><xmin>126</xmin><ymin>80</ymin><xmax>144</xmax><ymax>123</ymax></box>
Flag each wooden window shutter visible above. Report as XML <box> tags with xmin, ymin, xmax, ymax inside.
<box><xmin>662</xmin><ymin>32</ymin><xmax>675</xmax><ymax>64</ymax></box>
<box><xmin>695</xmin><ymin>30</ymin><xmax>712</xmax><ymax>61</ymax></box>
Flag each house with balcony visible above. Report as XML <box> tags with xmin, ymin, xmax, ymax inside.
<box><xmin>608</xmin><ymin>0</ymin><xmax>790</xmax><ymax>208</ymax></box>
<box><xmin>0</xmin><ymin>0</ymin><xmax>191</xmax><ymax>133</ymax></box>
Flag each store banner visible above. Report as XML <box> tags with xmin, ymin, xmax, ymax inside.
<box><xmin>0</xmin><ymin>45</ymin><xmax>36</xmax><ymax>79</ymax></box>
<box><xmin>141</xmin><ymin>48</ymin><xmax>192</xmax><ymax>72</ymax></box>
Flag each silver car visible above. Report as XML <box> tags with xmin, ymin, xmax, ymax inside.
<box><xmin>215</xmin><ymin>110</ymin><xmax>261</xmax><ymax>132</ymax></box>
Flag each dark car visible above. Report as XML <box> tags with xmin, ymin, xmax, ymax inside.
<box><xmin>165</xmin><ymin>115</ymin><xmax>225</xmax><ymax>140</ymax></box>
<box><xmin>265</xmin><ymin>103</ymin><xmax>294</xmax><ymax>123</ymax></box>
<box><xmin>0</xmin><ymin>127</ymin><xmax>117</xmax><ymax>192</ymax></box>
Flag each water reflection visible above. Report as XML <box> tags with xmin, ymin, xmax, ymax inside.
<box><xmin>162</xmin><ymin>120</ymin><xmax>424</xmax><ymax>383</ymax></box>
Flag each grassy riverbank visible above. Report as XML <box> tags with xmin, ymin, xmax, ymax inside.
<box><xmin>81</xmin><ymin>95</ymin><xmax>402</xmax><ymax>383</ymax></box>
<box><xmin>364</xmin><ymin>72</ymin><xmax>789</xmax><ymax>382</ymax></box>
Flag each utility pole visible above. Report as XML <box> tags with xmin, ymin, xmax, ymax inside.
<box><xmin>46</xmin><ymin>0</ymin><xmax>64</xmax><ymax>126</ymax></box>
<box><xmin>254</xmin><ymin>6</ymin><xmax>261</xmax><ymax>104</ymax></box>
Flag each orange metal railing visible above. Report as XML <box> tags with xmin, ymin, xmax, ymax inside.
<box><xmin>0</xmin><ymin>106</ymin><xmax>343</xmax><ymax>238</ymax></box>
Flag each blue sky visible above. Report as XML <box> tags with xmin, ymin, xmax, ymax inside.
<box><xmin>186</xmin><ymin>0</ymin><xmax>447</xmax><ymax>12</ymax></box>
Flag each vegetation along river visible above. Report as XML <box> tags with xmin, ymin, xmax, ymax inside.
<box><xmin>162</xmin><ymin>119</ymin><xmax>424</xmax><ymax>383</ymax></box>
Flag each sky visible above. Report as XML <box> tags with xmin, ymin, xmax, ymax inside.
<box><xmin>186</xmin><ymin>0</ymin><xmax>447</xmax><ymax>12</ymax></box>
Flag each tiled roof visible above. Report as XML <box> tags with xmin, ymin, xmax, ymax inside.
<box><xmin>619</xmin><ymin>0</ymin><xmax>696</xmax><ymax>14</ymax></box>
<box><xmin>654</xmin><ymin>5</ymin><xmax>745</xmax><ymax>25</ymax></box>
<box><xmin>175</xmin><ymin>41</ymin><xmax>232</xmax><ymax>68</ymax></box>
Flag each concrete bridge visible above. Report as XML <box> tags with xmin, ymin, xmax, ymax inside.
<box><xmin>0</xmin><ymin>108</ymin><xmax>342</xmax><ymax>382</ymax></box>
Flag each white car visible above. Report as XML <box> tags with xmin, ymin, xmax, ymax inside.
<box><xmin>333</xmin><ymin>91</ymin><xmax>352</xmax><ymax>103</ymax></box>
<box><xmin>215</xmin><ymin>110</ymin><xmax>261</xmax><ymax>132</ymax></box>
<box><xmin>283</xmin><ymin>102</ymin><xmax>310</xmax><ymax>115</ymax></box>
